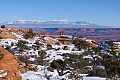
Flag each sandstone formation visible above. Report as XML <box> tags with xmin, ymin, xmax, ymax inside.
<box><xmin>0</xmin><ymin>28</ymin><xmax>22</xmax><ymax>39</ymax></box>
<box><xmin>0</xmin><ymin>47</ymin><xmax>26</xmax><ymax>80</ymax></box>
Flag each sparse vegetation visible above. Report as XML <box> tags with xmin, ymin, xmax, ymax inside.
<box><xmin>37</xmin><ymin>50</ymin><xmax>47</xmax><ymax>65</ymax></box>
<box><xmin>50</xmin><ymin>59</ymin><xmax>67</xmax><ymax>76</ymax></box>
<box><xmin>38</xmin><ymin>50</ymin><xmax>47</xmax><ymax>59</ymax></box>
<box><xmin>16</xmin><ymin>40</ymin><xmax>30</xmax><ymax>52</ymax></box>
<box><xmin>24</xmin><ymin>29</ymin><xmax>35</xmax><ymax>39</ymax></box>
<box><xmin>103</xmin><ymin>58</ymin><xmax>120</xmax><ymax>77</ymax></box>
<box><xmin>17</xmin><ymin>55</ymin><xmax>29</xmax><ymax>64</ymax></box>
<box><xmin>50</xmin><ymin>59</ymin><xmax>66</xmax><ymax>70</ymax></box>
<box><xmin>47</xmin><ymin>44</ymin><xmax>52</xmax><ymax>50</ymax></box>
<box><xmin>11</xmin><ymin>42</ymin><xmax>14</xmax><ymax>46</ymax></box>
<box><xmin>72</xmin><ymin>37</ymin><xmax>89</xmax><ymax>50</ymax></box>
<box><xmin>1</xmin><ymin>25</ymin><xmax>5</xmax><ymax>28</ymax></box>
<box><xmin>0</xmin><ymin>50</ymin><xmax>4</xmax><ymax>60</ymax></box>
<box><xmin>64</xmin><ymin>54</ymin><xmax>91</xmax><ymax>72</ymax></box>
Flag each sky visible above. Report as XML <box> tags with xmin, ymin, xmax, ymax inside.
<box><xmin>0</xmin><ymin>0</ymin><xmax>120</xmax><ymax>27</ymax></box>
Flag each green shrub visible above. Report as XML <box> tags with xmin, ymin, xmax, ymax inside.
<box><xmin>50</xmin><ymin>59</ymin><xmax>66</xmax><ymax>70</ymax></box>
<box><xmin>37</xmin><ymin>50</ymin><xmax>47</xmax><ymax>65</ymax></box>
<box><xmin>72</xmin><ymin>38</ymin><xmax>89</xmax><ymax>50</ymax></box>
<box><xmin>1</xmin><ymin>25</ymin><xmax>5</xmax><ymax>28</ymax></box>
<box><xmin>17</xmin><ymin>55</ymin><xmax>29</xmax><ymax>64</ymax></box>
<box><xmin>47</xmin><ymin>44</ymin><xmax>52</xmax><ymax>50</ymax></box>
<box><xmin>24</xmin><ymin>29</ymin><xmax>35</xmax><ymax>39</ymax></box>
<box><xmin>11</xmin><ymin>42</ymin><xmax>14</xmax><ymax>46</ymax></box>
<box><xmin>103</xmin><ymin>59</ymin><xmax>120</xmax><ymax>77</ymax></box>
<box><xmin>0</xmin><ymin>53</ymin><xmax>4</xmax><ymax>60</ymax></box>
<box><xmin>16</xmin><ymin>40</ymin><xmax>29</xmax><ymax>52</ymax></box>
<box><xmin>38</xmin><ymin>50</ymin><xmax>47</xmax><ymax>59</ymax></box>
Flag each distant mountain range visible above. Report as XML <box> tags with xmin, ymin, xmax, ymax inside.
<box><xmin>0</xmin><ymin>20</ymin><xmax>111</xmax><ymax>28</ymax></box>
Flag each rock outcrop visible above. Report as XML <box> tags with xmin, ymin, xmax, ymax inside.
<box><xmin>0</xmin><ymin>47</ymin><xmax>26</xmax><ymax>80</ymax></box>
<box><xmin>86</xmin><ymin>39</ymin><xmax>99</xmax><ymax>48</ymax></box>
<box><xmin>0</xmin><ymin>28</ymin><xmax>22</xmax><ymax>39</ymax></box>
<box><xmin>45</xmin><ymin>37</ymin><xmax>61</xmax><ymax>45</ymax></box>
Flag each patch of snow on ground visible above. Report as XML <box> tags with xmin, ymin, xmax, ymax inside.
<box><xmin>21</xmin><ymin>65</ymin><xmax>68</xmax><ymax>80</ymax></box>
<box><xmin>0</xmin><ymin>38</ymin><xmax>17</xmax><ymax>47</ymax></box>
<box><xmin>83</xmin><ymin>77</ymin><xmax>106</xmax><ymax>80</ymax></box>
<box><xmin>21</xmin><ymin>71</ymin><xmax>47</xmax><ymax>80</ymax></box>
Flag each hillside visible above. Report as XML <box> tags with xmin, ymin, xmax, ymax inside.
<box><xmin>0</xmin><ymin>47</ymin><xmax>26</xmax><ymax>80</ymax></box>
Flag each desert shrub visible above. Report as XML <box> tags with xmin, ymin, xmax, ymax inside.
<box><xmin>50</xmin><ymin>59</ymin><xmax>66</xmax><ymax>70</ymax></box>
<box><xmin>0</xmin><ymin>50</ymin><xmax>4</xmax><ymax>60</ymax></box>
<box><xmin>36</xmin><ymin>50</ymin><xmax>47</xmax><ymax>65</ymax></box>
<box><xmin>72</xmin><ymin>38</ymin><xmax>89</xmax><ymax>50</ymax></box>
<box><xmin>50</xmin><ymin>59</ymin><xmax>69</xmax><ymax>76</ymax></box>
<box><xmin>103</xmin><ymin>59</ymin><xmax>120</xmax><ymax>77</ymax></box>
<box><xmin>47</xmin><ymin>44</ymin><xmax>52</xmax><ymax>50</ymax></box>
<box><xmin>63</xmin><ymin>46</ymin><xmax>68</xmax><ymax>50</ymax></box>
<box><xmin>35</xmin><ymin>57</ymin><xmax>46</xmax><ymax>65</ymax></box>
<box><xmin>88</xmin><ymin>68</ymin><xmax>107</xmax><ymax>77</ymax></box>
<box><xmin>17</xmin><ymin>55</ymin><xmax>29</xmax><ymax>64</ymax></box>
<box><xmin>0</xmin><ymin>54</ymin><xmax>4</xmax><ymax>60</ymax></box>
<box><xmin>11</xmin><ymin>42</ymin><xmax>14</xmax><ymax>46</ymax></box>
<box><xmin>24</xmin><ymin>29</ymin><xmax>35</xmax><ymax>39</ymax></box>
<box><xmin>16</xmin><ymin>40</ymin><xmax>29</xmax><ymax>52</ymax></box>
<box><xmin>92</xmin><ymin>47</ymin><xmax>100</xmax><ymax>53</ymax></box>
<box><xmin>63</xmin><ymin>53</ymin><xmax>91</xmax><ymax>72</ymax></box>
<box><xmin>35</xmin><ymin>40</ymin><xmax>40</xmax><ymax>45</ymax></box>
<box><xmin>38</xmin><ymin>50</ymin><xmax>47</xmax><ymax>59</ymax></box>
<box><xmin>105</xmin><ymin>40</ymin><xmax>114</xmax><ymax>48</ymax></box>
<box><xmin>1</xmin><ymin>25</ymin><xmax>5</xmax><ymax>28</ymax></box>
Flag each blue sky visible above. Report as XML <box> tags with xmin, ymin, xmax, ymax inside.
<box><xmin>0</xmin><ymin>0</ymin><xmax>120</xmax><ymax>27</ymax></box>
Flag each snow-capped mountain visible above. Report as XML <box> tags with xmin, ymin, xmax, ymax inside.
<box><xmin>1</xmin><ymin>20</ymin><xmax>109</xmax><ymax>28</ymax></box>
<box><xmin>3</xmin><ymin>20</ymin><xmax>46</xmax><ymax>24</ymax></box>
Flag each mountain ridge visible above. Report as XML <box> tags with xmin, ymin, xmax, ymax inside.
<box><xmin>1</xmin><ymin>20</ymin><xmax>111</xmax><ymax>28</ymax></box>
